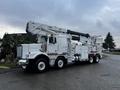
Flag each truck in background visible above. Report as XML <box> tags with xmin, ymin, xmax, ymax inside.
<box><xmin>17</xmin><ymin>21</ymin><xmax>103</xmax><ymax>72</ymax></box>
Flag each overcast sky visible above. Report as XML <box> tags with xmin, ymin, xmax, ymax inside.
<box><xmin>0</xmin><ymin>0</ymin><xmax>120</xmax><ymax>47</ymax></box>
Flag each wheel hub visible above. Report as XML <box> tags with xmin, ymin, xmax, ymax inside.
<box><xmin>38</xmin><ymin>62</ymin><xmax>46</xmax><ymax>71</ymax></box>
<box><xmin>58</xmin><ymin>60</ymin><xmax>64</xmax><ymax>68</ymax></box>
<box><xmin>96</xmin><ymin>57</ymin><xmax>99</xmax><ymax>62</ymax></box>
<box><xmin>89</xmin><ymin>57</ymin><xmax>93</xmax><ymax>63</ymax></box>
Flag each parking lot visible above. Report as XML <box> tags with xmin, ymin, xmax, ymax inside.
<box><xmin>0</xmin><ymin>54</ymin><xmax>120</xmax><ymax>90</ymax></box>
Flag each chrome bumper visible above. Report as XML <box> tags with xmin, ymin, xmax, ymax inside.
<box><xmin>18</xmin><ymin>59</ymin><xmax>28</xmax><ymax>66</ymax></box>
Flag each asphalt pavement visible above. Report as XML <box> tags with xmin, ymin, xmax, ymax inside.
<box><xmin>0</xmin><ymin>54</ymin><xmax>120</xmax><ymax>90</ymax></box>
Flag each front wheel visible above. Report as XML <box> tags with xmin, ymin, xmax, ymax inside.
<box><xmin>36</xmin><ymin>59</ymin><xmax>49</xmax><ymax>72</ymax></box>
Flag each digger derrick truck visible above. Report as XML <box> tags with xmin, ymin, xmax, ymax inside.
<box><xmin>17</xmin><ymin>21</ymin><xmax>103</xmax><ymax>72</ymax></box>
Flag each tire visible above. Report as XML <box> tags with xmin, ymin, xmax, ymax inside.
<box><xmin>35</xmin><ymin>59</ymin><xmax>49</xmax><ymax>72</ymax></box>
<box><xmin>95</xmin><ymin>56</ymin><xmax>100</xmax><ymax>63</ymax></box>
<box><xmin>89</xmin><ymin>57</ymin><xmax>94</xmax><ymax>64</ymax></box>
<box><xmin>55</xmin><ymin>58</ymin><xmax>65</xmax><ymax>69</ymax></box>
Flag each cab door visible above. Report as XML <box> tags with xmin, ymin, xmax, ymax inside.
<box><xmin>47</xmin><ymin>36</ymin><xmax>58</xmax><ymax>54</ymax></box>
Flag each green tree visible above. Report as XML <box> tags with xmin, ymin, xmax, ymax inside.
<box><xmin>1</xmin><ymin>33</ymin><xmax>37</xmax><ymax>62</ymax></box>
<box><xmin>103</xmin><ymin>32</ymin><xmax>115</xmax><ymax>50</ymax></box>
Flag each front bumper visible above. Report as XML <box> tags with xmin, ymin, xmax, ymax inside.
<box><xmin>18</xmin><ymin>59</ymin><xmax>28</xmax><ymax>66</ymax></box>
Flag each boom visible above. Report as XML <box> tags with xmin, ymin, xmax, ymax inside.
<box><xmin>26</xmin><ymin>21</ymin><xmax>90</xmax><ymax>38</ymax></box>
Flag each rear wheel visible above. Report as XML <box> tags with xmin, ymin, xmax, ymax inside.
<box><xmin>95</xmin><ymin>56</ymin><xmax>100</xmax><ymax>63</ymax></box>
<box><xmin>55</xmin><ymin>58</ymin><xmax>65</xmax><ymax>69</ymax></box>
<box><xmin>89</xmin><ymin>57</ymin><xmax>94</xmax><ymax>64</ymax></box>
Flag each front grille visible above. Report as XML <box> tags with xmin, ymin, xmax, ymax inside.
<box><xmin>17</xmin><ymin>45</ymin><xmax>22</xmax><ymax>58</ymax></box>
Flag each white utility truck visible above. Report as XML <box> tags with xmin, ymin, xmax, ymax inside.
<box><xmin>17</xmin><ymin>21</ymin><xmax>103</xmax><ymax>72</ymax></box>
